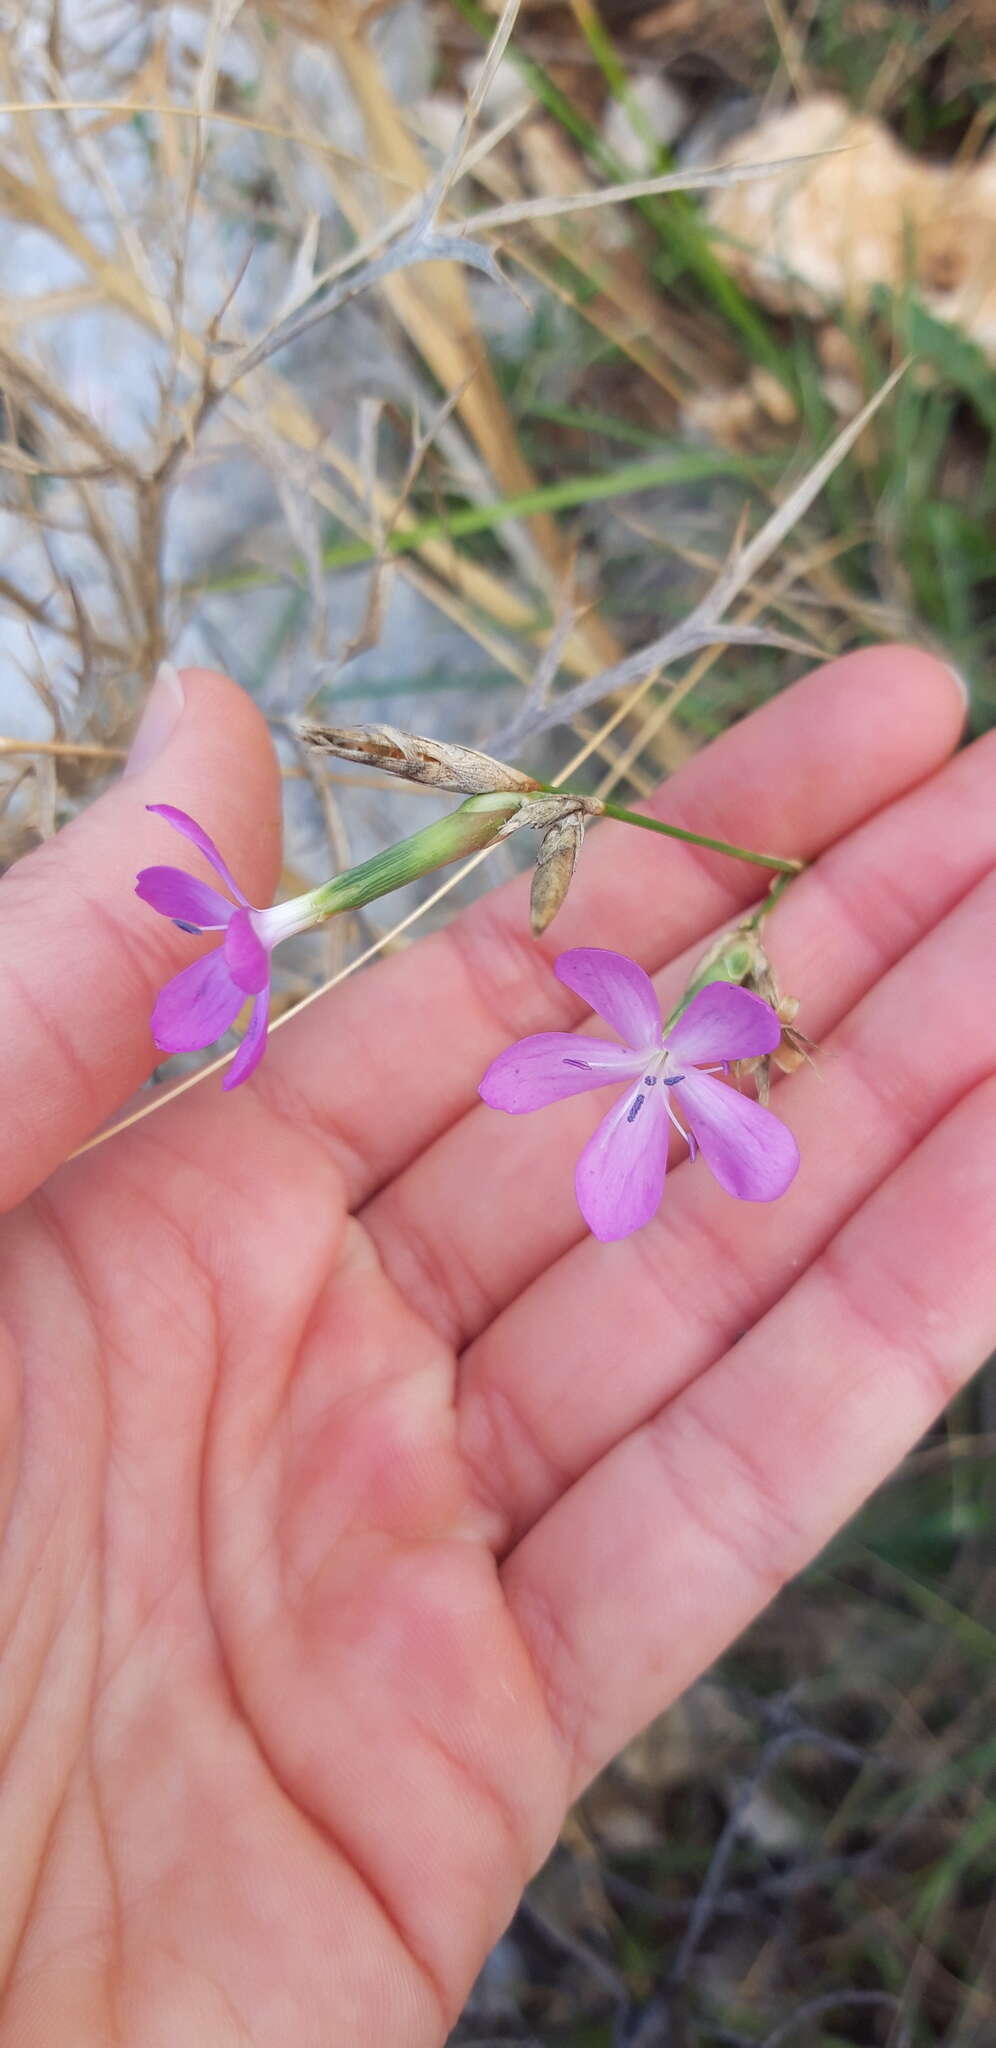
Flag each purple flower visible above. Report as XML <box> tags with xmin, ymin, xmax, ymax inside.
<box><xmin>478</xmin><ymin>946</ymin><xmax>800</xmax><ymax>1241</ymax></box>
<box><xmin>136</xmin><ymin>805</ymin><xmax>317</xmax><ymax>1088</ymax></box>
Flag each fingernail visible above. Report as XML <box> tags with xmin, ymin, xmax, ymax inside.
<box><xmin>125</xmin><ymin>662</ymin><xmax>185</xmax><ymax>776</ymax></box>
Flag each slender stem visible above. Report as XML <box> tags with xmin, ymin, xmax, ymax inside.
<box><xmin>744</xmin><ymin>869</ymin><xmax>799</xmax><ymax>923</ymax></box>
<box><xmin>595</xmin><ymin>798</ymin><xmax>804</xmax><ymax>876</ymax></box>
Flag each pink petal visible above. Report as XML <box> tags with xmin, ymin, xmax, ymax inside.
<box><xmin>575</xmin><ymin>1077</ymin><xmax>671</xmax><ymax>1242</ymax></box>
<box><xmin>555</xmin><ymin>948</ymin><xmax>661</xmax><ymax>1052</ymax></box>
<box><xmin>665</xmin><ymin>983</ymin><xmax>783</xmax><ymax>1066</ymax></box>
<box><xmin>146</xmin><ymin>804</ymin><xmax>249</xmax><ymax>906</ymax></box>
<box><xmin>223</xmin><ymin>991</ymin><xmax>270</xmax><ymax>1089</ymax></box>
<box><xmin>224</xmin><ymin>907</ymin><xmax>269</xmax><ymax>994</ymax></box>
<box><xmin>479</xmin><ymin>1033</ymin><xmax>644</xmax><ymax>1113</ymax></box>
<box><xmin>672</xmin><ymin>1068</ymin><xmax>799</xmax><ymax>1201</ymax></box>
<box><xmin>151</xmin><ymin>947</ymin><xmax>245</xmax><ymax>1053</ymax></box>
<box><xmin>135</xmin><ymin>864</ymin><xmax>235</xmax><ymax>930</ymax></box>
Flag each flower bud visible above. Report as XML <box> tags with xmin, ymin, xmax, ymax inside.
<box><xmin>300</xmin><ymin>721</ymin><xmax>540</xmax><ymax>796</ymax></box>
<box><xmin>739</xmin><ymin>992</ymin><xmax>814</xmax><ymax>1103</ymax></box>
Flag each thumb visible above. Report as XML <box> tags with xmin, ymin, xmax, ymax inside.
<box><xmin>0</xmin><ymin>665</ymin><xmax>282</xmax><ymax>1212</ymax></box>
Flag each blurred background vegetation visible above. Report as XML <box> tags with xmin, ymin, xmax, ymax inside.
<box><xmin>0</xmin><ymin>1</ymin><xmax>993</xmax><ymax>2041</ymax></box>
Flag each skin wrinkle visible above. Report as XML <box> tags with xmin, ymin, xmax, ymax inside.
<box><xmin>198</xmin><ymin>1613</ymin><xmax>451</xmax><ymax>2044</ymax></box>
<box><xmin>43</xmin><ymin>1161</ymin><xmax>228</xmax><ymax>1719</ymax></box>
<box><xmin>3</xmin><ymin>875</ymin><xmax>187</xmax><ymax>1190</ymax></box>
<box><xmin>500</xmin><ymin>1574</ymin><xmax>591</xmax><ymax>1794</ymax></box>
<box><xmin>622</xmin><ymin>1178</ymin><xmax>758</xmax><ymax>1347</ymax></box>
<box><xmin>411</xmin><ymin>1711</ymin><xmax>544</xmax><ymax>1919</ymax></box>
<box><xmin>141</xmin><ymin>1139</ymin><xmax>457</xmax><ymax>2036</ymax></box>
<box><xmin>811</xmin><ymin>835</ymin><xmax>927</xmax><ymax>966</ymax></box>
<box><xmin>136</xmin><ymin>1104</ymin><xmax>341</xmax><ymax>1298</ymax></box>
<box><xmin>139</xmin><ymin>1950</ymin><xmax>255</xmax><ymax>2048</ymax></box>
<box><xmin>91</xmin><ymin>1331</ymin><xmax>212</xmax><ymax>1706</ymax></box>
<box><xmin>0</xmin><ymin>1462</ymin><xmax>83</xmax><ymax>1682</ymax></box>
<box><xmin>0</xmin><ymin>1559</ymin><xmax>103</xmax><ymax>1992</ymax></box>
<box><xmin>84</xmin><ymin>1754</ymin><xmax>125</xmax><ymax>2048</ymax></box>
<box><xmin>827</xmin><ymin>1014</ymin><xmax>934</xmax><ymax>1154</ymax></box>
<box><xmin>1</xmin><ymin>959</ymin><xmax>106</xmax><ymax>1174</ymax></box>
<box><xmin>78</xmin><ymin>883</ymin><xmax>180</xmax><ymax>1012</ymax></box>
<box><xmin>256</xmin><ymin>1055</ymin><xmax>369</xmax><ymax>1206</ymax></box>
<box><xmin>444</xmin><ymin>894</ymin><xmax>580</xmax><ymax>1064</ymax></box>
<box><xmin>816</xmin><ymin>1216</ymin><xmax>973</xmax><ymax>1416</ymax></box>
<box><xmin>6</xmin><ymin>1207</ymin><xmax>125</xmax><ymax>2021</ymax></box>
<box><xmin>154</xmin><ymin>1126</ymin><xmax>548</xmax><ymax>2041</ymax></box>
<box><xmin>790</xmin><ymin>853</ymin><xmax>895</xmax><ymax>996</ymax></box>
<box><xmin>278</xmin><ymin>1219</ymin><xmax>388</xmax><ymax>1450</ymax></box>
<box><xmin>62</xmin><ymin>1158</ymin><xmax>448</xmax><ymax>2042</ymax></box>
<box><xmin>642</xmin><ymin>1388</ymin><xmax>813</xmax><ymax>1608</ymax></box>
<box><xmin>459</xmin><ymin>1372</ymin><xmax>577</xmax><ymax>1555</ymax></box>
<box><xmin>367</xmin><ymin>1183</ymin><xmax>497</xmax><ymax>1354</ymax></box>
<box><xmin>0</xmin><ymin>1320</ymin><xmax>22</xmax><ymax>1545</ymax></box>
<box><xmin>202</xmin><ymin>1136</ymin><xmax>361</xmax><ymax>1574</ymax></box>
<box><xmin>462</xmin><ymin>1159</ymin><xmax>775</xmax><ymax>1558</ymax></box>
<box><xmin>276</xmin><ymin>1361</ymin><xmax>459</xmax><ymax>1601</ymax></box>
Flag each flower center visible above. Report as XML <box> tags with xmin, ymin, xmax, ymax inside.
<box><xmin>645</xmin><ymin>1045</ymin><xmax>685</xmax><ymax>1088</ymax></box>
<box><xmin>636</xmin><ymin>1045</ymin><xmax>699</xmax><ymax>1158</ymax></box>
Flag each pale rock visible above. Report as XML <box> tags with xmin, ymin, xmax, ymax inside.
<box><xmin>602</xmin><ymin>70</ymin><xmax>690</xmax><ymax>171</ymax></box>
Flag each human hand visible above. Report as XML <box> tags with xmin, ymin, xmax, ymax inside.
<box><xmin>1</xmin><ymin>650</ymin><xmax>993</xmax><ymax>2047</ymax></box>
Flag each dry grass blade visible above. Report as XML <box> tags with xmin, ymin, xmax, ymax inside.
<box><xmin>0</xmin><ymin>98</ymin><xmax>419</xmax><ymax>183</ymax></box>
<box><xmin>494</xmin><ymin>360</ymin><xmax>911</xmax><ymax>749</ymax></box>
<box><xmin>460</xmin><ymin>145</ymin><xmax>854</xmax><ymax>234</ymax></box>
<box><xmin>425</xmin><ymin>0</ymin><xmax>525</xmax><ymax>216</ymax></box>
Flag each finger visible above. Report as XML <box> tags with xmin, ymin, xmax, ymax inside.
<box><xmin>457</xmin><ymin>812</ymin><xmax>996</xmax><ymax>1547</ymax></box>
<box><xmin>365</xmin><ymin>724</ymin><xmax>996</xmax><ymax>1355</ymax></box>
<box><xmin>0</xmin><ymin>666</ymin><xmax>281</xmax><ymax>1210</ymax></box>
<box><xmin>260</xmin><ymin>647</ymin><xmax>964</xmax><ymax>1202</ymax></box>
<box><xmin>502</xmin><ymin>1073</ymin><xmax>996</xmax><ymax>1792</ymax></box>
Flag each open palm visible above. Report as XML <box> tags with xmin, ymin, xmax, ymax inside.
<box><xmin>2</xmin><ymin>652</ymin><xmax>995</xmax><ymax>2048</ymax></box>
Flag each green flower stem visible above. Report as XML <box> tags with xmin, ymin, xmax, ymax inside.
<box><xmin>308</xmin><ymin>793</ymin><xmax>521</xmax><ymax>920</ymax></box>
<box><xmin>591</xmin><ymin>799</ymin><xmax>803</xmax><ymax>877</ymax></box>
<box><xmin>662</xmin><ymin>871</ymin><xmax>803</xmax><ymax>1030</ymax></box>
<box><xmin>663</xmin><ymin>940</ymin><xmax>765</xmax><ymax>1031</ymax></box>
<box><xmin>742</xmin><ymin>869</ymin><xmax>799</xmax><ymax>924</ymax></box>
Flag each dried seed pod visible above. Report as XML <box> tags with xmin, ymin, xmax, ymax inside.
<box><xmin>299</xmin><ymin>721</ymin><xmax>540</xmax><ymax>796</ymax></box>
<box><xmin>740</xmin><ymin>996</ymin><xmax>816</xmax><ymax>1103</ymax></box>
<box><xmin>530</xmin><ymin>812</ymin><xmax>586</xmax><ymax>936</ymax></box>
